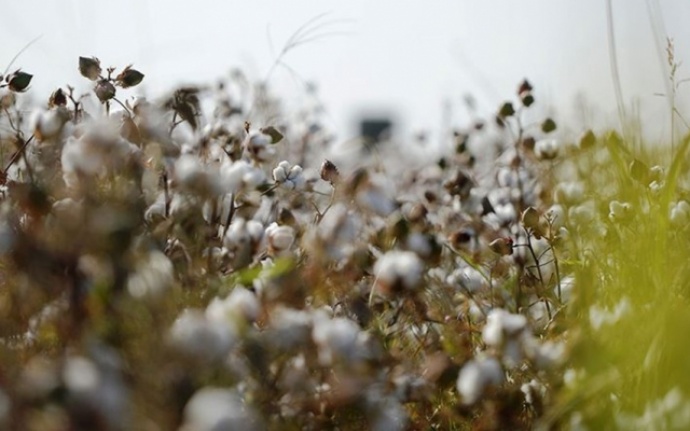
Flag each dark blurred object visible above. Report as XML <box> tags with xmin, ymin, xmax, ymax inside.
<box><xmin>359</xmin><ymin>117</ymin><xmax>393</xmax><ymax>150</ymax></box>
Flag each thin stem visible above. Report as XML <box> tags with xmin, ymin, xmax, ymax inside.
<box><xmin>222</xmin><ymin>193</ymin><xmax>236</xmax><ymax>240</ymax></box>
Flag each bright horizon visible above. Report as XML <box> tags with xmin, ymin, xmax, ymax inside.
<box><xmin>3</xmin><ymin>0</ymin><xmax>689</xmax><ymax>147</ymax></box>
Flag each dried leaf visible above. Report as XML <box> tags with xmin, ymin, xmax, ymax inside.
<box><xmin>260</xmin><ymin>126</ymin><xmax>284</xmax><ymax>144</ymax></box>
<box><xmin>48</xmin><ymin>88</ymin><xmax>67</xmax><ymax>107</ymax></box>
<box><xmin>115</xmin><ymin>65</ymin><xmax>145</xmax><ymax>88</ymax></box>
<box><xmin>541</xmin><ymin>118</ymin><xmax>557</xmax><ymax>133</ymax></box>
<box><xmin>79</xmin><ymin>56</ymin><xmax>102</xmax><ymax>81</ymax></box>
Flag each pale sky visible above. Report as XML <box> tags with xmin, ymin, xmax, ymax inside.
<box><xmin>3</xmin><ymin>0</ymin><xmax>690</xmax><ymax>146</ymax></box>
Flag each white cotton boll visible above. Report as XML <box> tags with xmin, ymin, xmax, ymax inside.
<box><xmin>374</xmin><ymin>251</ymin><xmax>424</xmax><ymax>294</ymax></box>
<box><xmin>521</xmin><ymin>379</ymin><xmax>546</xmax><ymax>405</ymax></box>
<box><xmin>63</xmin><ymin>356</ymin><xmax>100</xmax><ymax>393</ymax></box>
<box><xmin>169</xmin><ymin>309</ymin><xmax>236</xmax><ymax>359</ymax></box>
<box><xmin>267</xmin><ymin>306</ymin><xmax>313</xmax><ymax>350</ymax></box>
<box><xmin>555</xmin><ymin>182</ymin><xmax>585</xmax><ymax>205</ymax></box>
<box><xmin>370</xmin><ymin>396</ymin><xmax>408</xmax><ymax>431</ymax></box>
<box><xmin>222</xmin><ymin>159</ymin><xmax>251</xmax><ymax>193</ymax></box>
<box><xmin>406</xmin><ymin>232</ymin><xmax>432</xmax><ymax>257</ymax></box>
<box><xmin>223</xmin><ymin>218</ymin><xmax>251</xmax><ymax>250</ymax></box>
<box><xmin>174</xmin><ymin>154</ymin><xmax>222</xmax><ymax>196</ymax></box>
<box><xmin>61</xmin><ymin>351</ymin><xmax>129</xmax><ymax>429</ymax></box>
<box><xmin>456</xmin><ymin>356</ymin><xmax>504</xmax><ymax>404</ymax></box>
<box><xmin>447</xmin><ymin>266</ymin><xmax>487</xmax><ymax>293</ymax></box>
<box><xmin>493</xmin><ymin>203</ymin><xmax>517</xmax><ymax>224</ymax></box>
<box><xmin>61</xmin><ymin>136</ymin><xmax>95</xmax><ymax>176</ymax></box>
<box><xmin>207</xmin><ymin>287</ymin><xmax>260</xmax><ymax>324</ymax></box>
<box><xmin>246</xmin><ymin>220</ymin><xmax>264</xmax><ymax>243</ymax></box>
<box><xmin>608</xmin><ymin>200</ymin><xmax>632</xmax><ymax>223</ymax></box>
<box><xmin>589</xmin><ymin>297</ymin><xmax>632</xmax><ymax>330</ymax></box>
<box><xmin>265</xmin><ymin>222</ymin><xmax>295</xmax><ymax>252</ymax></box>
<box><xmin>33</xmin><ymin>108</ymin><xmax>70</xmax><ymax>141</ymax></box>
<box><xmin>272</xmin><ymin>160</ymin><xmax>305</xmax><ymax>189</ymax></box>
<box><xmin>127</xmin><ymin>250</ymin><xmax>174</xmax><ymax>299</ymax></box>
<box><xmin>244</xmin><ymin>132</ymin><xmax>275</xmax><ymax>162</ymax></box>
<box><xmin>272</xmin><ymin>160</ymin><xmax>290</xmax><ymax>183</ymax></box>
<box><xmin>183</xmin><ymin>387</ymin><xmax>260</xmax><ymax>431</ymax></box>
<box><xmin>356</xmin><ymin>184</ymin><xmax>397</xmax><ymax>216</ymax></box>
<box><xmin>312</xmin><ymin>317</ymin><xmax>363</xmax><ymax>365</ymax></box>
<box><xmin>482</xmin><ymin>309</ymin><xmax>527</xmax><ymax>348</ymax></box>
<box><xmin>532</xmin><ymin>340</ymin><xmax>567</xmax><ymax>369</ymax></box>
<box><xmin>670</xmin><ymin>201</ymin><xmax>690</xmax><ymax>227</ymax></box>
<box><xmin>535</xmin><ymin>139</ymin><xmax>559</xmax><ymax>160</ymax></box>
<box><xmin>568</xmin><ymin>201</ymin><xmax>596</xmax><ymax>226</ymax></box>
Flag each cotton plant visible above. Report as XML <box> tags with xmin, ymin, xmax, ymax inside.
<box><xmin>1</xmin><ymin>55</ymin><xmax>665</xmax><ymax>430</ymax></box>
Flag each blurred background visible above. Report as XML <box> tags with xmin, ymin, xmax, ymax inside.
<box><xmin>2</xmin><ymin>0</ymin><xmax>689</xmax><ymax>149</ymax></box>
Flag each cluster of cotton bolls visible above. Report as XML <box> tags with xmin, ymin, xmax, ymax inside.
<box><xmin>2</xmin><ymin>63</ymin><xmax>662</xmax><ymax>429</ymax></box>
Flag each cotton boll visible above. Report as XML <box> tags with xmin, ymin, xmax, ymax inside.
<box><xmin>182</xmin><ymin>387</ymin><xmax>260</xmax><ymax>431</ymax></box>
<box><xmin>608</xmin><ymin>200</ymin><xmax>632</xmax><ymax>223</ymax></box>
<box><xmin>482</xmin><ymin>308</ymin><xmax>528</xmax><ymax>354</ymax></box>
<box><xmin>63</xmin><ymin>356</ymin><xmax>100</xmax><ymax>394</ymax></box>
<box><xmin>243</xmin><ymin>132</ymin><xmax>275</xmax><ymax>162</ymax></box>
<box><xmin>265</xmin><ymin>222</ymin><xmax>295</xmax><ymax>253</ymax></box>
<box><xmin>272</xmin><ymin>160</ymin><xmax>306</xmax><ymax>190</ymax></box>
<box><xmin>127</xmin><ymin>250</ymin><xmax>174</xmax><ymax>299</ymax></box>
<box><xmin>312</xmin><ymin>316</ymin><xmax>372</xmax><ymax>365</ymax></box>
<box><xmin>374</xmin><ymin>251</ymin><xmax>424</xmax><ymax>295</ymax></box>
<box><xmin>555</xmin><ymin>181</ymin><xmax>585</xmax><ymax>205</ymax></box>
<box><xmin>456</xmin><ymin>356</ymin><xmax>504</xmax><ymax>404</ymax></box>
<box><xmin>169</xmin><ymin>309</ymin><xmax>236</xmax><ymax>359</ymax></box>
<box><xmin>670</xmin><ymin>201</ymin><xmax>690</xmax><ymax>227</ymax></box>
<box><xmin>206</xmin><ymin>287</ymin><xmax>260</xmax><ymax>325</ymax></box>
<box><xmin>447</xmin><ymin>266</ymin><xmax>487</xmax><ymax>293</ymax></box>
<box><xmin>521</xmin><ymin>379</ymin><xmax>546</xmax><ymax>405</ymax></box>
<box><xmin>174</xmin><ymin>154</ymin><xmax>222</xmax><ymax>196</ymax></box>
<box><xmin>535</xmin><ymin>139</ymin><xmax>559</xmax><ymax>160</ymax></box>
<box><xmin>33</xmin><ymin>107</ymin><xmax>70</xmax><ymax>141</ymax></box>
<box><xmin>568</xmin><ymin>201</ymin><xmax>596</xmax><ymax>226</ymax></box>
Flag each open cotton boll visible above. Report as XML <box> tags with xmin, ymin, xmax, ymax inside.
<box><xmin>555</xmin><ymin>181</ymin><xmax>585</xmax><ymax>205</ymax></box>
<box><xmin>127</xmin><ymin>250</ymin><xmax>174</xmax><ymax>299</ymax></box>
<box><xmin>374</xmin><ymin>250</ymin><xmax>424</xmax><ymax>295</ymax></box>
<box><xmin>265</xmin><ymin>222</ymin><xmax>295</xmax><ymax>253</ymax></box>
<box><xmin>243</xmin><ymin>131</ymin><xmax>275</xmax><ymax>162</ymax></box>
<box><xmin>169</xmin><ymin>309</ymin><xmax>236</xmax><ymax>359</ymax></box>
<box><xmin>312</xmin><ymin>316</ymin><xmax>372</xmax><ymax>365</ymax></box>
<box><xmin>447</xmin><ymin>266</ymin><xmax>487</xmax><ymax>293</ymax></box>
<box><xmin>482</xmin><ymin>308</ymin><xmax>528</xmax><ymax>347</ymax></box>
<box><xmin>456</xmin><ymin>356</ymin><xmax>504</xmax><ymax>404</ymax></box>
<box><xmin>182</xmin><ymin>387</ymin><xmax>260</xmax><ymax>431</ymax></box>
<box><xmin>272</xmin><ymin>160</ymin><xmax>305</xmax><ymax>190</ymax></box>
<box><xmin>535</xmin><ymin>139</ymin><xmax>560</xmax><ymax>160</ymax></box>
<box><xmin>32</xmin><ymin>107</ymin><xmax>71</xmax><ymax>141</ymax></box>
<box><xmin>608</xmin><ymin>200</ymin><xmax>633</xmax><ymax>223</ymax></box>
<box><xmin>221</xmin><ymin>159</ymin><xmax>266</xmax><ymax>194</ymax></box>
<box><xmin>205</xmin><ymin>287</ymin><xmax>261</xmax><ymax>325</ymax></box>
<box><xmin>670</xmin><ymin>201</ymin><xmax>690</xmax><ymax>227</ymax></box>
<box><xmin>174</xmin><ymin>154</ymin><xmax>223</xmax><ymax>196</ymax></box>
<box><xmin>222</xmin><ymin>218</ymin><xmax>264</xmax><ymax>251</ymax></box>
